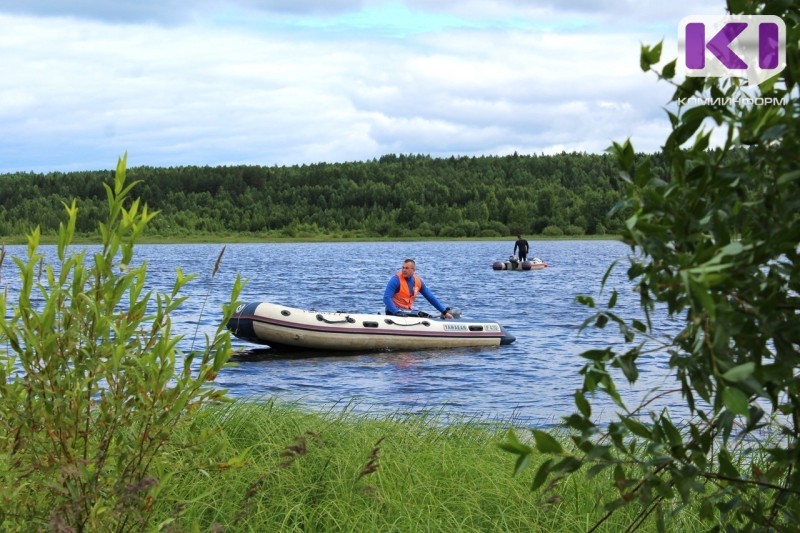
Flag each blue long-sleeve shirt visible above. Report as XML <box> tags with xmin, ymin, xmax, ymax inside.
<box><xmin>383</xmin><ymin>275</ymin><xmax>447</xmax><ymax>315</ymax></box>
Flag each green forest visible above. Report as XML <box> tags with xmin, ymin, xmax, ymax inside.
<box><xmin>0</xmin><ymin>151</ymin><xmax>664</xmax><ymax>240</ymax></box>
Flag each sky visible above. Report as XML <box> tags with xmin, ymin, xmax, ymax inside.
<box><xmin>0</xmin><ymin>0</ymin><xmax>727</xmax><ymax>174</ymax></box>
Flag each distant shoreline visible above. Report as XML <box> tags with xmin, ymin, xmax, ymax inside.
<box><xmin>3</xmin><ymin>233</ymin><xmax>623</xmax><ymax>246</ymax></box>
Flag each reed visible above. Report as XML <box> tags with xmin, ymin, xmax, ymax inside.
<box><xmin>150</xmin><ymin>400</ymin><xmax>708</xmax><ymax>532</ymax></box>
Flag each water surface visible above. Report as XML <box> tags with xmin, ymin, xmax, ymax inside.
<box><xmin>2</xmin><ymin>240</ymin><xmax>685</xmax><ymax>426</ymax></box>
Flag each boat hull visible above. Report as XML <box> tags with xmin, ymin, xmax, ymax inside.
<box><xmin>492</xmin><ymin>258</ymin><xmax>548</xmax><ymax>270</ymax></box>
<box><xmin>227</xmin><ymin>302</ymin><xmax>516</xmax><ymax>351</ymax></box>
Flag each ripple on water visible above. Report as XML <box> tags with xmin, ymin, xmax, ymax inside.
<box><xmin>2</xmin><ymin>240</ymin><xmax>686</xmax><ymax>425</ymax></box>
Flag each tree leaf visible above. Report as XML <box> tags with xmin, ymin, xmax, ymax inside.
<box><xmin>717</xmin><ymin>448</ymin><xmax>739</xmax><ymax>478</ymax></box>
<box><xmin>722</xmin><ymin>386</ymin><xmax>750</xmax><ymax>416</ymax></box>
<box><xmin>581</xmin><ymin>348</ymin><xmax>612</xmax><ymax>362</ymax></box>
<box><xmin>721</xmin><ymin>362</ymin><xmax>755</xmax><ymax>383</ymax></box>
<box><xmin>621</xmin><ymin>416</ymin><xmax>652</xmax><ymax>440</ymax></box>
<box><xmin>777</xmin><ymin>170</ymin><xmax>800</xmax><ymax>186</ymax></box>
<box><xmin>727</xmin><ymin>0</ymin><xmax>746</xmax><ymax>14</ymax></box>
<box><xmin>514</xmin><ymin>452</ymin><xmax>532</xmax><ymax>477</ymax></box>
<box><xmin>661</xmin><ymin>59</ymin><xmax>676</xmax><ymax>80</ymax></box>
<box><xmin>532</xmin><ymin>429</ymin><xmax>564</xmax><ymax>454</ymax></box>
<box><xmin>719</xmin><ymin>241</ymin><xmax>745</xmax><ymax>257</ymax></box>
<box><xmin>575</xmin><ymin>391</ymin><xmax>591</xmax><ymax>418</ymax></box>
<box><xmin>499</xmin><ymin>429</ymin><xmax>532</xmax><ymax>455</ymax></box>
<box><xmin>640</xmin><ymin>41</ymin><xmax>663</xmax><ymax>71</ymax></box>
<box><xmin>660</xmin><ymin>416</ymin><xmax>683</xmax><ymax>446</ymax></box>
<box><xmin>607</xmin><ymin>290</ymin><xmax>618</xmax><ymax>309</ymax></box>
<box><xmin>531</xmin><ymin>459</ymin><xmax>553</xmax><ymax>491</ymax></box>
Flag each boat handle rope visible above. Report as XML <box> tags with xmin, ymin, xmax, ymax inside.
<box><xmin>316</xmin><ymin>314</ymin><xmax>356</xmax><ymax>324</ymax></box>
<box><xmin>384</xmin><ymin>319</ymin><xmax>431</xmax><ymax>327</ymax></box>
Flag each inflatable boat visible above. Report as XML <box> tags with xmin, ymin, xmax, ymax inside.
<box><xmin>227</xmin><ymin>301</ymin><xmax>516</xmax><ymax>351</ymax></box>
<box><xmin>492</xmin><ymin>256</ymin><xmax>548</xmax><ymax>271</ymax></box>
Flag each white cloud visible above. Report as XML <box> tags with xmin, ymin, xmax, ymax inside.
<box><xmin>0</xmin><ymin>1</ymin><xmax>728</xmax><ymax>173</ymax></box>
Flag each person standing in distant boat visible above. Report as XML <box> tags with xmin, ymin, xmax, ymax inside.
<box><xmin>513</xmin><ymin>234</ymin><xmax>529</xmax><ymax>261</ymax></box>
<box><xmin>383</xmin><ymin>258</ymin><xmax>453</xmax><ymax>318</ymax></box>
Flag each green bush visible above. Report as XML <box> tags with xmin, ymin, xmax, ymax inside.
<box><xmin>416</xmin><ymin>221</ymin><xmax>436</xmax><ymax>237</ymax></box>
<box><xmin>480</xmin><ymin>220</ymin><xmax>509</xmax><ymax>236</ymax></box>
<box><xmin>0</xmin><ymin>155</ymin><xmax>243</xmax><ymax>530</ymax></box>
<box><xmin>439</xmin><ymin>225</ymin><xmax>466</xmax><ymax>238</ymax></box>
<box><xmin>541</xmin><ymin>225</ymin><xmax>563</xmax><ymax>236</ymax></box>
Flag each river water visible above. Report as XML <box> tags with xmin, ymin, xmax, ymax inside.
<box><xmin>1</xmin><ymin>240</ymin><xmax>687</xmax><ymax>426</ymax></box>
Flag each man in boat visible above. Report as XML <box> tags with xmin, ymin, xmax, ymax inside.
<box><xmin>383</xmin><ymin>258</ymin><xmax>454</xmax><ymax>318</ymax></box>
<box><xmin>513</xmin><ymin>234</ymin><xmax>529</xmax><ymax>262</ymax></box>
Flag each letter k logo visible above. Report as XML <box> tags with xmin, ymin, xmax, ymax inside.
<box><xmin>679</xmin><ymin>15</ymin><xmax>786</xmax><ymax>85</ymax></box>
<box><xmin>686</xmin><ymin>22</ymin><xmax>747</xmax><ymax>69</ymax></box>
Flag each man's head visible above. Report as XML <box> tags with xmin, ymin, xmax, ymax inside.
<box><xmin>401</xmin><ymin>258</ymin><xmax>416</xmax><ymax>276</ymax></box>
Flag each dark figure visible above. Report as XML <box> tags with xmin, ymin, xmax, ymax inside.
<box><xmin>513</xmin><ymin>235</ymin><xmax>529</xmax><ymax>261</ymax></box>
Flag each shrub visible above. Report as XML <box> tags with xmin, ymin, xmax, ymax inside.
<box><xmin>480</xmin><ymin>221</ymin><xmax>509</xmax><ymax>236</ymax></box>
<box><xmin>0</xmin><ymin>154</ymin><xmax>243</xmax><ymax>530</ymax></box>
<box><xmin>416</xmin><ymin>221</ymin><xmax>436</xmax><ymax>237</ymax></box>
<box><xmin>541</xmin><ymin>225</ymin><xmax>563</xmax><ymax>236</ymax></box>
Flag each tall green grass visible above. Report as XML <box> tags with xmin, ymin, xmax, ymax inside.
<box><xmin>151</xmin><ymin>401</ymin><xmax>707</xmax><ymax>531</ymax></box>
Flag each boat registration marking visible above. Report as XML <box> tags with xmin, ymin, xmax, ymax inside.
<box><xmin>443</xmin><ymin>323</ymin><xmax>500</xmax><ymax>332</ymax></box>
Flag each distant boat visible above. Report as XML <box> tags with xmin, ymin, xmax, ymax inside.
<box><xmin>227</xmin><ymin>301</ymin><xmax>516</xmax><ymax>351</ymax></box>
<box><xmin>492</xmin><ymin>256</ymin><xmax>548</xmax><ymax>271</ymax></box>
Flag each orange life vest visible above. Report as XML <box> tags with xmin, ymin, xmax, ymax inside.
<box><xmin>392</xmin><ymin>273</ymin><xmax>422</xmax><ymax>310</ymax></box>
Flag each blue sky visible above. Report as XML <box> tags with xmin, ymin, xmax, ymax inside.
<box><xmin>0</xmin><ymin>0</ymin><xmax>725</xmax><ymax>173</ymax></box>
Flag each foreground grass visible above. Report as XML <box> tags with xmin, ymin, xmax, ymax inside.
<box><xmin>152</xmin><ymin>401</ymin><xmax>705</xmax><ymax>532</ymax></box>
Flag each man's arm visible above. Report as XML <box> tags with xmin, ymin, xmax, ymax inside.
<box><xmin>383</xmin><ymin>276</ymin><xmax>402</xmax><ymax>314</ymax></box>
<box><xmin>419</xmin><ymin>283</ymin><xmax>447</xmax><ymax>313</ymax></box>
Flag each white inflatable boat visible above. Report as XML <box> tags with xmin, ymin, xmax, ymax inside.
<box><xmin>492</xmin><ymin>256</ymin><xmax>548</xmax><ymax>271</ymax></box>
<box><xmin>227</xmin><ymin>301</ymin><xmax>516</xmax><ymax>351</ymax></box>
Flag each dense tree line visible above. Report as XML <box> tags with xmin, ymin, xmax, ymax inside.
<box><xmin>0</xmin><ymin>152</ymin><xmax>663</xmax><ymax>239</ymax></box>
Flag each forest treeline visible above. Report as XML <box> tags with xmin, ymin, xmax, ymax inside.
<box><xmin>0</xmin><ymin>152</ymin><xmax>665</xmax><ymax>240</ymax></box>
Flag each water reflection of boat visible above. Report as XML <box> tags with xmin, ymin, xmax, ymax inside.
<box><xmin>492</xmin><ymin>256</ymin><xmax>548</xmax><ymax>271</ymax></box>
<box><xmin>226</xmin><ymin>301</ymin><xmax>515</xmax><ymax>351</ymax></box>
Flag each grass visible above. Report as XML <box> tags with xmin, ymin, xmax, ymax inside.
<box><xmin>151</xmin><ymin>400</ymin><xmax>706</xmax><ymax>532</ymax></box>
